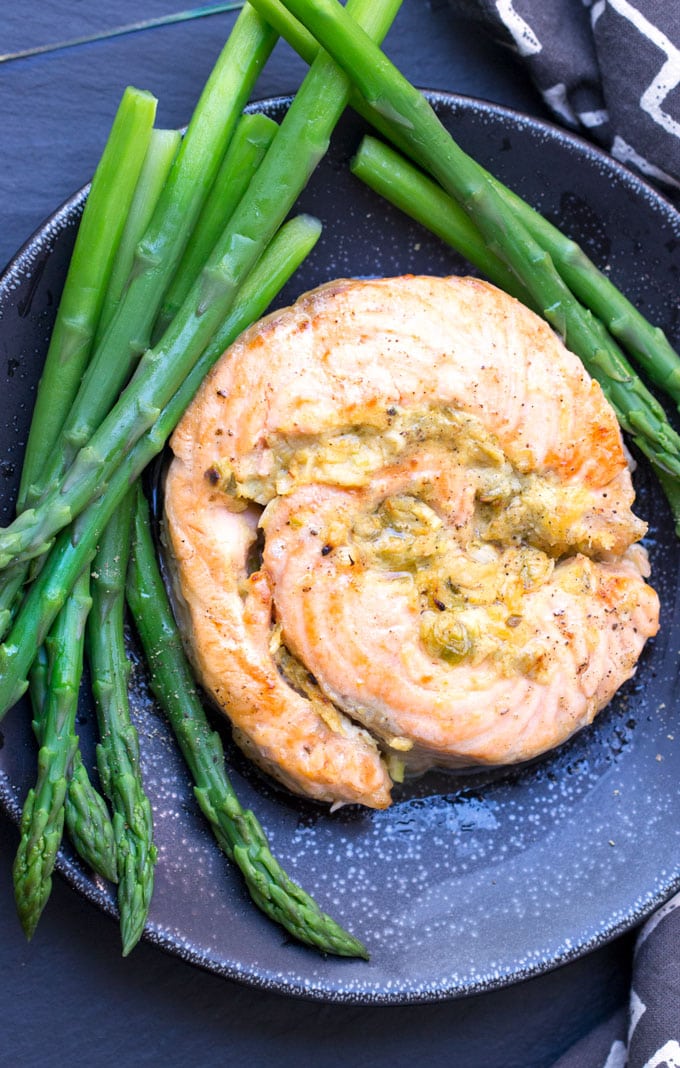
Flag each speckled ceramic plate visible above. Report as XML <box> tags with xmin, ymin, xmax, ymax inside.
<box><xmin>1</xmin><ymin>92</ymin><xmax>679</xmax><ymax>1004</ymax></box>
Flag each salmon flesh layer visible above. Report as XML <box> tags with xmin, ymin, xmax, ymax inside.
<box><xmin>164</xmin><ymin>275</ymin><xmax>659</xmax><ymax>810</ymax></box>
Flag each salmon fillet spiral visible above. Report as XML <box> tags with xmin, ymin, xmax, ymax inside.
<box><xmin>164</xmin><ymin>275</ymin><xmax>659</xmax><ymax>810</ymax></box>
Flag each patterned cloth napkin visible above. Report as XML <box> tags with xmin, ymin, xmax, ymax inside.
<box><xmin>550</xmin><ymin>888</ymin><xmax>674</xmax><ymax>1063</ymax></box>
<box><xmin>448</xmin><ymin>2</ymin><xmax>680</xmax><ymax>1064</ymax></box>
<box><xmin>554</xmin><ymin>892</ymin><xmax>680</xmax><ymax>1066</ymax></box>
<box><xmin>450</xmin><ymin>0</ymin><xmax>680</xmax><ymax>195</ymax></box>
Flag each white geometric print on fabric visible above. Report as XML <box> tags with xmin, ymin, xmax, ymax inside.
<box><xmin>591</xmin><ymin>0</ymin><xmax>607</xmax><ymax>27</ymax></box>
<box><xmin>542</xmin><ymin>82</ymin><xmax>580</xmax><ymax>124</ymax></box>
<box><xmin>629</xmin><ymin>989</ymin><xmax>647</xmax><ymax>1043</ymax></box>
<box><xmin>640</xmin><ymin>1040</ymin><xmax>680</xmax><ymax>1068</ymax></box>
<box><xmin>578</xmin><ymin>107</ymin><xmax>610</xmax><ymax>128</ymax></box>
<box><xmin>603</xmin><ymin>1039</ymin><xmax>627</xmax><ymax>1068</ymax></box>
<box><xmin>635</xmin><ymin>889</ymin><xmax>680</xmax><ymax>952</ymax></box>
<box><xmin>607</xmin><ymin>0</ymin><xmax>680</xmax><ymax>139</ymax></box>
<box><xmin>494</xmin><ymin>0</ymin><xmax>542</xmax><ymax>55</ymax></box>
<box><xmin>453</xmin><ymin>0</ymin><xmax>680</xmax><ymax>187</ymax></box>
<box><xmin>611</xmin><ymin>133</ymin><xmax>680</xmax><ymax>188</ymax></box>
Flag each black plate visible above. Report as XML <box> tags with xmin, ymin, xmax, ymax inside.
<box><xmin>1</xmin><ymin>92</ymin><xmax>680</xmax><ymax>1004</ymax></box>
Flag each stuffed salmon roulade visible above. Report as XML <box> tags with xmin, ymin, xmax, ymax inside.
<box><xmin>163</xmin><ymin>275</ymin><xmax>659</xmax><ymax>810</ymax></box>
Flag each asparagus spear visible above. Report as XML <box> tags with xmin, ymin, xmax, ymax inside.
<box><xmin>0</xmin><ymin>213</ymin><xmax>322</xmax><ymax>718</ymax></box>
<box><xmin>12</xmin><ymin>570</ymin><xmax>92</xmax><ymax>938</ymax></box>
<box><xmin>0</xmin><ymin>88</ymin><xmax>158</xmax><ymax>638</ymax></box>
<box><xmin>29</xmin><ymin>643</ymin><xmax>118</xmax><ymax>884</ymax></box>
<box><xmin>31</xmin><ymin>5</ymin><xmax>278</xmax><ymax>508</ymax></box>
<box><xmin>27</xmin><ymin>645</ymin><xmax>49</xmax><ymax>722</ymax></box>
<box><xmin>350</xmin><ymin>135</ymin><xmax>532</xmax><ymax>305</ymax></box>
<box><xmin>154</xmin><ymin>111</ymin><xmax>278</xmax><ymax>337</ymax></box>
<box><xmin>488</xmin><ymin>174</ymin><xmax>680</xmax><ymax>407</ymax></box>
<box><xmin>350</xmin><ymin>134</ymin><xmax>680</xmax><ymax>530</ymax></box>
<box><xmin>0</xmin><ymin>569</ymin><xmax>24</xmax><ymax>642</ymax></box>
<box><xmin>5</xmin><ymin>213</ymin><xmax>321</xmax><ymax>928</ymax></box>
<box><xmin>0</xmin><ymin>0</ymin><xmax>402</xmax><ymax>573</ymax></box>
<box><xmin>12</xmin><ymin>116</ymin><xmax>171</xmax><ymax>882</ymax></box>
<box><xmin>258</xmin><ymin>0</ymin><xmax>680</xmax><ymax>505</ymax></box>
<box><xmin>0</xmin><ymin>129</ymin><xmax>181</xmax><ymax>643</ymax></box>
<box><xmin>88</xmin><ymin>490</ymin><xmax>157</xmax><ymax>955</ymax></box>
<box><xmin>352</xmin><ymin>135</ymin><xmax>680</xmax><ymax>409</ymax></box>
<box><xmin>17</xmin><ymin>86</ymin><xmax>157</xmax><ymax>513</ymax></box>
<box><xmin>95</xmin><ymin>128</ymin><xmax>182</xmax><ymax>347</ymax></box>
<box><xmin>127</xmin><ymin>484</ymin><xmax>367</xmax><ymax>958</ymax></box>
<box><xmin>7</xmin><ymin>90</ymin><xmax>162</xmax><ymax>893</ymax></box>
<box><xmin>59</xmin><ymin>755</ymin><xmax>119</xmax><ymax>884</ymax></box>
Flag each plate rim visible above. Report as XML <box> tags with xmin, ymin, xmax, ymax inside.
<box><xmin>1</xmin><ymin>88</ymin><xmax>679</xmax><ymax>1004</ymax></box>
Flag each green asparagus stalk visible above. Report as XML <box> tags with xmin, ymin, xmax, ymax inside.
<box><xmin>0</xmin><ymin>130</ymin><xmax>180</xmax><ymax>641</ymax></box>
<box><xmin>29</xmin><ymin>646</ymin><xmax>118</xmax><ymax>883</ymax></box>
<box><xmin>486</xmin><ymin>175</ymin><xmax>680</xmax><ymax>407</ymax></box>
<box><xmin>350</xmin><ymin>135</ymin><xmax>533</xmax><ymax>304</ymax></box>
<box><xmin>59</xmin><ymin>755</ymin><xmax>119</xmax><ymax>883</ymax></box>
<box><xmin>154</xmin><ymin>111</ymin><xmax>278</xmax><ymax>336</ymax></box>
<box><xmin>350</xmin><ymin>134</ymin><xmax>680</xmax><ymax>528</ymax></box>
<box><xmin>259</xmin><ymin>0</ymin><xmax>680</xmax><ymax>505</ymax></box>
<box><xmin>95</xmin><ymin>128</ymin><xmax>182</xmax><ymax>346</ymax></box>
<box><xmin>0</xmin><ymin>0</ymin><xmax>402</xmax><ymax>574</ymax></box>
<box><xmin>7</xmin><ymin>90</ymin><xmax>159</xmax><ymax>888</ymax></box>
<box><xmin>0</xmin><ymin>213</ymin><xmax>322</xmax><ymax>718</ymax></box>
<box><xmin>0</xmin><ymin>8</ymin><xmax>277</xmax><ymax>583</ymax></box>
<box><xmin>31</xmin><ymin>5</ymin><xmax>278</xmax><ymax>506</ymax></box>
<box><xmin>0</xmin><ymin>89</ymin><xmax>158</xmax><ymax>638</ymax></box>
<box><xmin>6</xmin><ymin>199</ymin><xmax>310</xmax><ymax>929</ymax></box>
<box><xmin>352</xmin><ymin>134</ymin><xmax>680</xmax><ymax>410</ymax></box>
<box><xmin>89</xmin><ymin>490</ymin><xmax>157</xmax><ymax>955</ymax></box>
<box><xmin>12</xmin><ymin>570</ymin><xmax>92</xmax><ymax>938</ymax></box>
<box><xmin>127</xmin><ymin>484</ymin><xmax>367</xmax><ymax>958</ymax></box>
<box><xmin>17</xmin><ymin>86</ymin><xmax>157</xmax><ymax>512</ymax></box>
<box><xmin>27</xmin><ymin>645</ymin><xmax>49</xmax><ymax>721</ymax></box>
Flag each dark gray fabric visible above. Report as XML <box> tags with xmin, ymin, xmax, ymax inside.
<box><xmin>552</xmin><ymin>1009</ymin><xmax>627</xmax><ymax>1068</ymax></box>
<box><xmin>450</xmin><ymin>0</ymin><xmax>680</xmax><ymax>193</ymax></box>
<box><xmin>627</xmin><ymin>892</ymin><xmax>680</xmax><ymax>1067</ymax></box>
<box><xmin>553</xmin><ymin>892</ymin><xmax>680</xmax><ymax>1066</ymax></box>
